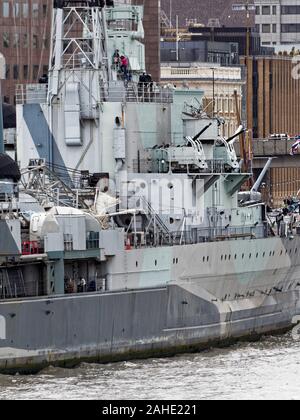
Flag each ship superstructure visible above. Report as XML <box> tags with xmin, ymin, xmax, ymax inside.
<box><xmin>0</xmin><ymin>0</ymin><xmax>300</xmax><ymax>373</ymax></box>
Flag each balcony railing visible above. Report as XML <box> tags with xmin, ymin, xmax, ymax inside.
<box><xmin>161</xmin><ymin>66</ymin><xmax>242</xmax><ymax>81</ymax></box>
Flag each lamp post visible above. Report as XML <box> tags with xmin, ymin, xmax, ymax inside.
<box><xmin>176</xmin><ymin>15</ymin><xmax>179</xmax><ymax>61</ymax></box>
<box><xmin>0</xmin><ymin>53</ymin><xmax>5</xmax><ymax>154</ymax></box>
<box><xmin>211</xmin><ymin>67</ymin><xmax>215</xmax><ymax>118</ymax></box>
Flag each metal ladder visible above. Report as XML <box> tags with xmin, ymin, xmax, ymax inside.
<box><xmin>141</xmin><ymin>197</ymin><xmax>171</xmax><ymax>244</ymax></box>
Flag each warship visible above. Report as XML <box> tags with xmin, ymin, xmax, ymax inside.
<box><xmin>0</xmin><ymin>0</ymin><xmax>300</xmax><ymax>374</ymax></box>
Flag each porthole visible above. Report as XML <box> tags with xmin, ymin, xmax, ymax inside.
<box><xmin>249</xmin><ymin>253</ymin><xmax>252</xmax><ymax>259</ymax></box>
<box><xmin>155</xmin><ymin>260</ymin><xmax>157</xmax><ymax>266</ymax></box>
<box><xmin>228</xmin><ymin>255</ymin><xmax>231</xmax><ymax>261</ymax></box>
<box><xmin>221</xmin><ymin>255</ymin><xmax>223</xmax><ymax>261</ymax></box>
<box><xmin>242</xmin><ymin>254</ymin><xmax>244</xmax><ymax>259</ymax></box>
<box><xmin>280</xmin><ymin>250</ymin><xmax>283</xmax><ymax>256</ymax></box>
<box><xmin>234</xmin><ymin>254</ymin><xmax>237</xmax><ymax>259</ymax></box>
<box><xmin>207</xmin><ymin>256</ymin><xmax>209</xmax><ymax>262</ymax></box>
<box><xmin>263</xmin><ymin>252</ymin><xmax>266</xmax><ymax>258</ymax></box>
<box><xmin>136</xmin><ymin>261</ymin><xmax>138</xmax><ymax>268</ymax></box>
<box><xmin>273</xmin><ymin>251</ymin><xmax>275</xmax><ymax>256</ymax></box>
<box><xmin>256</xmin><ymin>253</ymin><xmax>258</xmax><ymax>258</ymax></box>
<box><xmin>203</xmin><ymin>256</ymin><xmax>205</xmax><ymax>263</ymax></box>
<box><xmin>225</xmin><ymin>255</ymin><xmax>227</xmax><ymax>261</ymax></box>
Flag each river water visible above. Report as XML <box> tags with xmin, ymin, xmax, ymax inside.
<box><xmin>1</xmin><ymin>333</ymin><xmax>300</xmax><ymax>400</ymax></box>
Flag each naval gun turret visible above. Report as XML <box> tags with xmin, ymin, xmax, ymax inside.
<box><xmin>214</xmin><ymin>125</ymin><xmax>246</xmax><ymax>172</ymax></box>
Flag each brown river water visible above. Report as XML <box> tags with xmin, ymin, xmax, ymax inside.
<box><xmin>0</xmin><ymin>333</ymin><xmax>300</xmax><ymax>400</ymax></box>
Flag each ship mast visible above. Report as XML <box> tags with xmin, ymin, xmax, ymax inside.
<box><xmin>49</xmin><ymin>0</ymin><xmax>112</xmax><ymax>97</ymax></box>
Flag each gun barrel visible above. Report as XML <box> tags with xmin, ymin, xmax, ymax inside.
<box><xmin>192</xmin><ymin>123</ymin><xmax>213</xmax><ymax>141</ymax></box>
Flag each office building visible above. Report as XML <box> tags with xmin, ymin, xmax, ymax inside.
<box><xmin>255</xmin><ymin>0</ymin><xmax>300</xmax><ymax>46</ymax></box>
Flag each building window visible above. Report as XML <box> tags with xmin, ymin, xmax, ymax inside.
<box><xmin>13</xmin><ymin>2</ymin><xmax>20</xmax><ymax>18</ymax></box>
<box><xmin>32</xmin><ymin>34</ymin><xmax>38</xmax><ymax>49</ymax></box>
<box><xmin>262</xmin><ymin>24</ymin><xmax>271</xmax><ymax>33</ymax></box>
<box><xmin>13</xmin><ymin>34</ymin><xmax>20</xmax><ymax>48</ymax></box>
<box><xmin>281</xmin><ymin>6</ymin><xmax>300</xmax><ymax>15</ymax></box>
<box><xmin>3</xmin><ymin>33</ymin><xmax>9</xmax><ymax>48</ymax></box>
<box><xmin>255</xmin><ymin>6</ymin><xmax>260</xmax><ymax>15</ymax></box>
<box><xmin>272</xmin><ymin>5</ymin><xmax>277</xmax><ymax>15</ymax></box>
<box><xmin>272</xmin><ymin>24</ymin><xmax>277</xmax><ymax>33</ymax></box>
<box><xmin>33</xmin><ymin>65</ymin><xmax>39</xmax><ymax>80</ymax></box>
<box><xmin>23</xmin><ymin>34</ymin><xmax>28</xmax><ymax>49</ymax></box>
<box><xmin>13</xmin><ymin>65</ymin><xmax>19</xmax><ymax>80</ymax></box>
<box><xmin>5</xmin><ymin>65</ymin><xmax>10</xmax><ymax>80</ymax></box>
<box><xmin>23</xmin><ymin>65</ymin><xmax>29</xmax><ymax>80</ymax></box>
<box><xmin>3</xmin><ymin>1</ymin><xmax>9</xmax><ymax>18</ymax></box>
<box><xmin>42</xmin><ymin>4</ymin><xmax>47</xmax><ymax>18</ymax></box>
<box><xmin>22</xmin><ymin>2</ymin><xmax>29</xmax><ymax>18</ymax></box>
<box><xmin>282</xmin><ymin>24</ymin><xmax>300</xmax><ymax>33</ymax></box>
<box><xmin>262</xmin><ymin>6</ymin><xmax>271</xmax><ymax>15</ymax></box>
<box><xmin>43</xmin><ymin>38</ymin><xmax>49</xmax><ymax>49</ymax></box>
<box><xmin>32</xmin><ymin>3</ymin><xmax>39</xmax><ymax>18</ymax></box>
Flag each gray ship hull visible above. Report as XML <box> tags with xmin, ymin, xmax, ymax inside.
<box><xmin>0</xmin><ymin>283</ymin><xmax>299</xmax><ymax>374</ymax></box>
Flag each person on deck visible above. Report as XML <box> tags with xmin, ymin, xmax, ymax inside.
<box><xmin>112</xmin><ymin>49</ymin><xmax>120</xmax><ymax>69</ymax></box>
<box><xmin>120</xmin><ymin>55</ymin><xmax>129</xmax><ymax>80</ymax></box>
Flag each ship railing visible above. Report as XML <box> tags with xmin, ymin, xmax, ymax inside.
<box><xmin>16</xmin><ymin>84</ymin><xmax>48</xmax><ymax>105</ymax></box>
<box><xmin>125</xmin><ymin>224</ymin><xmax>267</xmax><ymax>249</ymax></box>
<box><xmin>101</xmin><ymin>82</ymin><xmax>174</xmax><ymax>104</ymax></box>
<box><xmin>134</xmin><ymin>158</ymin><xmax>240</xmax><ymax>174</ymax></box>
